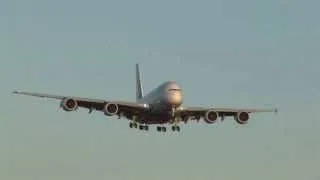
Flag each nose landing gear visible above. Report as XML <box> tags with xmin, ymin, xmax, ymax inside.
<box><xmin>171</xmin><ymin>114</ymin><xmax>181</xmax><ymax>132</ymax></box>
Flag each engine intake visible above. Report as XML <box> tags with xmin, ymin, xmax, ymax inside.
<box><xmin>235</xmin><ymin>111</ymin><xmax>250</xmax><ymax>124</ymax></box>
<box><xmin>60</xmin><ymin>98</ymin><xmax>78</xmax><ymax>111</ymax></box>
<box><xmin>104</xmin><ymin>103</ymin><xmax>119</xmax><ymax>116</ymax></box>
<box><xmin>204</xmin><ymin>110</ymin><xmax>219</xmax><ymax>124</ymax></box>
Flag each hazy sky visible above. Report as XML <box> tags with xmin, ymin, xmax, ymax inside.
<box><xmin>1</xmin><ymin>0</ymin><xmax>320</xmax><ymax>179</ymax></box>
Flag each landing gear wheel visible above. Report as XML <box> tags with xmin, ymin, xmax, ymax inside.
<box><xmin>171</xmin><ymin>125</ymin><xmax>180</xmax><ymax>132</ymax></box>
<box><xmin>156</xmin><ymin>126</ymin><xmax>166</xmax><ymax>132</ymax></box>
<box><xmin>139</xmin><ymin>125</ymin><xmax>144</xmax><ymax>130</ymax></box>
<box><xmin>130</xmin><ymin>122</ymin><xmax>138</xmax><ymax>128</ymax></box>
<box><xmin>144</xmin><ymin>125</ymin><xmax>149</xmax><ymax>131</ymax></box>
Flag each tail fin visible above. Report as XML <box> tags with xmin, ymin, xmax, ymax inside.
<box><xmin>135</xmin><ymin>63</ymin><xmax>143</xmax><ymax>101</ymax></box>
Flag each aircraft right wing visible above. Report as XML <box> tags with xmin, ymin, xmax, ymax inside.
<box><xmin>12</xmin><ymin>90</ymin><xmax>151</xmax><ymax>118</ymax></box>
<box><xmin>177</xmin><ymin>106</ymin><xmax>278</xmax><ymax>124</ymax></box>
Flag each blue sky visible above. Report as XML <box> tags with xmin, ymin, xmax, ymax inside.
<box><xmin>1</xmin><ymin>0</ymin><xmax>320</xmax><ymax>179</ymax></box>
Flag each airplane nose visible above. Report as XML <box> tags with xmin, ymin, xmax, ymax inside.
<box><xmin>166</xmin><ymin>92</ymin><xmax>183</xmax><ymax>106</ymax></box>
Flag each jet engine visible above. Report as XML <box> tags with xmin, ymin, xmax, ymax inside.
<box><xmin>104</xmin><ymin>103</ymin><xmax>119</xmax><ymax>116</ymax></box>
<box><xmin>235</xmin><ymin>111</ymin><xmax>250</xmax><ymax>124</ymax></box>
<box><xmin>60</xmin><ymin>98</ymin><xmax>78</xmax><ymax>111</ymax></box>
<box><xmin>204</xmin><ymin>110</ymin><xmax>219</xmax><ymax>124</ymax></box>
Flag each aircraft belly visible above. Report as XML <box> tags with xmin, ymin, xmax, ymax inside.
<box><xmin>133</xmin><ymin>109</ymin><xmax>171</xmax><ymax>125</ymax></box>
<box><xmin>134</xmin><ymin>93</ymin><xmax>174</xmax><ymax>124</ymax></box>
<box><xmin>140</xmin><ymin>115</ymin><xmax>171</xmax><ymax>125</ymax></box>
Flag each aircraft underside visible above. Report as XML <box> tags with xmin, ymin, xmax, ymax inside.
<box><xmin>60</xmin><ymin>98</ymin><xmax>255</xmax><ymax>133</ymax></box>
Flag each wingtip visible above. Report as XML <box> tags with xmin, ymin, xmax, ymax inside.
<box><xmin>12</xmin><ymin>90</ymin><xmax>20</xmax><ymax>94</ymax></box>
<box><xmin>274</xmin><ymin>108</ymin><xmax>279</xmax><ymax>113</ymax></box>
<box><xmin>12</xmin><ymin>90</ymin><xmax>25</xmax><ymax>94</ymax></box>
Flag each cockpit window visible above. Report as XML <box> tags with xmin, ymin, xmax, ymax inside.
<box><xmin>169</xmin><ymin>88</ymin><xmax>181</xmax><ymax>91</ymax></box>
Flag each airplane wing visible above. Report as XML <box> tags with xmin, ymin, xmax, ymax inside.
<box><xmin>12</xmin><ymin>90</ymin><xmax>150</xmax><ymax>116</ymax></box>
<box><xmin>177</xmin><ymin>106</ymin><xmax>278</xmax><ymax>123</ymax></box>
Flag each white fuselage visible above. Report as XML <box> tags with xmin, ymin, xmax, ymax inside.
<box><xmin>136</xmin><ymin>81</ymin><xmax>183</xmax><ymax>123</ymax></box>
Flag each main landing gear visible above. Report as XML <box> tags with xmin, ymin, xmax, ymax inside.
<box><xmin>156</xmin><ymin>126</ymin><xmax>167</xmax><ymax>132</ymax></box>
<box><xmin>129</xmin><ymin>115</ymin><xmax>149</xmax><ymax>131</ymax></box>
<box><xmin>156</xmin><ymin>125</ymin><xmax>180</xmax><ymax>132</ymax></box>
<box><xmin>155</xmin><ymin>109</ymin><xmax>182</xmax><ymax>133</ymax></box>
<box><xmin>129</xmin><ymin>122</ymin><xmax>149</xmax><ymax>131</ymax></box>
<box><xmin>129</xmin><ymin>123</ymin><xmax>181</xmax><ymax>132</ymax></box>
<box><xmin>128</xmin><ymin>114</ymin><xmax>182</xmax><ymax>133</ymax></box>
<box><xmin>130</xmin><ymin>123</ymin><xmax>181</xmax><ymax>132</ymax></box>
<box><xmin>171</xmin><ymin>125</ymin><xmax>180</xmax><ymax>132</ymax></box>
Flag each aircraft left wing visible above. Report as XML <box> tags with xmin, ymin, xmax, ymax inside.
<box><xmin>177</xmin><ymin>106</ymin><xmax>278</xmax><ymax>124</ymax></box>
<box><xmin>12</xmin><ymin>90</ymin><xmax>150</xmax><ymax>116</ymax></box>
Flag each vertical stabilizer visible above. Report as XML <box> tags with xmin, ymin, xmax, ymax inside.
<box><xmin>136</xmin><ymin>63</ymin><xmax>143</xmax><ymax>101</ymax></box>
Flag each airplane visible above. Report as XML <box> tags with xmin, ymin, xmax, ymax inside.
<box><xmin>12</xmin><ymin>63</ymin><xmax>278</xmax><ymax>132</ymax></box>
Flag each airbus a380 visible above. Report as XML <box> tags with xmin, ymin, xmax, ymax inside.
<box><xmin>13</xmin><ymin>63</ymin><xmax>278</xmax><ymax>132</ymax></box>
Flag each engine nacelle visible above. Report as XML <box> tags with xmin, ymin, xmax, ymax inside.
<box><xmin>60</xmin><ymin>98</ymin><xmax>78</xmax><ymax>111</ymax></box>
<box><xmin>104</xmin><ymin>103</ymin><xmax>119</xmax><ymax>116</ymax></box>
<box><xmin>235</xmin><ymin>111</ymin><xmax>250</xmax><ymax>124</ymax></box>
<box><xmin>204</xmin><ymin>110</ymin><xmax>219</xmax><ymax>124</ymax></box>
